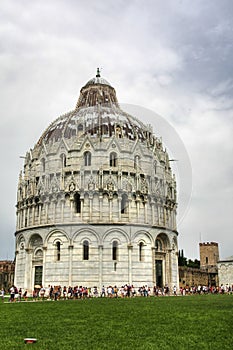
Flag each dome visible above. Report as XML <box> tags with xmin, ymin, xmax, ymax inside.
<box><xmin>37</xmin><ymin>70</ymin><xmax>155</xmax><ymax>147</ymax></box>
<box><xmin>84</xmin><ymin>77</ymin><xmax>112</xmax><ymax>87</ymax></box>
<box><xmin>84</xmin><ymin>67</ymin><xmax>112</xmax><ymax>87</ymax></box>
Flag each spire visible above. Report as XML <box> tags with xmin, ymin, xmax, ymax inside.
<box><xmin>96</xmin><ymin>67</ymin><xmax>101</xmax><ymax>78</ymax></box>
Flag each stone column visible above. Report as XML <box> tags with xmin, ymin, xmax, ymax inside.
<box><xmin>45</xmin><ymin>199</ymin><xmax>49</xmax><ymax>223</ymax></box>
<box><xmin>151</xmin><ymin>247</ymin><xmax>156</xmax><ymax>285</ymax></box>
<box><xmin>118</xmin><ymin>195</ymin><xmax>122</xmax><ymax>221</ymax></box>
<box><xmin>25</xmin><ymin>248</ymin><xmax>32</xmax><ymax>293</ymax></box>
<box><xmin>136</xmin><ymin>195</ymin><xmax>140</xmax><ymax>221</ymax></box>
<box><xmin>163</xmin><ymin>207</ymin><xmax>167</xmax><ymax>226</ymax></box>
<box><xmin>16</xmin><ymin>210</ymin><xmax>20</xmax><ymax>230</ymax></box>
<box><xmin>128</xmin><ymin>197</ymin><xmax>132</xmax><ymax>222</ymax></box>
<box><xmin>39</xmin><ymin>203</ymin><xmax>42</xmax><ymax>225</ymax></box>
<box><xmin>151</xmin><ymin>200</ymin><xmax>155</xmax><ymax>225</ymax></box>
<box><xmin>99</xmin><ymin>195</ymin><xmax>103</xmax><ymax>221</ymax></box>
<box><xmin>22</xmin><ymin>206</ymin><xmax>26</xmax><ymax>228</ymax></box>
<box><xmin>70</xmin><ymin>196</ymin><xmax>74</xmax><ymax>221</ymax></box>
<box><xmin>68</xmin><ymin>245</ymin><xmax>73</xmax><ymax>286</ymax></box>
<box><xmin>61</xmin><ymin>198</ymin><xmax>65</xmax><ymax>222</ymax></box>
<box><xmin>14</xmin><ymin>251</ymin><xmax>19</xmax><ymax>286</ymax></box>
<box><xmin>166</xmin><ymin>248</ymin><xmax>172</xmax><ymax>290</ymax></box>
<box><xmin>160</xmin><ymin>206</ymin><xmax>164</xmax><ymax>225</ymax></box>
<box><xmin>109</xmin><ymin>199</ymin><xmax>112</xmax><ymax>222</ymax></box>
<box><xmin>98</xmin><ymin>245</ymin><xmax>103</xmax><ymax>290</ymax></box>
<box><xmin>157</xmin><ymin>204</ymin><xmax>160</xmax><ymax>225</ymax></box>
<box><xmin>42</xmin><ymin>246</ymin><xmax>47</xmax><ymax>286</ymax></box>
<box><xmin>119</xmin><ymin>170</ymin><xmax>122</xmax><ymax>189</ymax></box>
<box><xmin>53</xmin><ymin>199</ymin><xmax>56</xmax><ymax>222</ymax></box>
<box><xmin>89</xmin><ymin>195</ymin><xmax>93</xmax><ymax>221</ymax></box>
<box><xmin>144</xmin><ymin>201</ymin><xmax>148</xmax><ymax>224</ymax></box>
<box><xmin>32</xmin><ymin>203</ymin><xmax>36</xmax><ymax>226</ymax></box>
<box><xmin>128</xmin><ymin>244</ymin><xmax>133</xmax><ymax>286</ymax></box>
<box><xmin>27</xmin><ymin>207</ymin><xmax>30</xmax><ymax>227</ymax></box>
<box><xmin>174</xmin><ymin>206</ymin><xmax>177</xmax><ymax>230</ymax></box>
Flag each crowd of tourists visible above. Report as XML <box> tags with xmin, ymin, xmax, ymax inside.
<box><xmin>179</xmin><ymin>284</ymin><xmax>233</xmax><ymax>295</ymax></box>
<box><xmin>1</xmin><ymin>283</ymin><xmax>232</xmax><ymax>302</ymax></box>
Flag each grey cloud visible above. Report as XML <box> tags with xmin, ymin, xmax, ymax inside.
<box><xmin>0</xmin><ymin>0</ymin><xmax>232</xmax><ymax>260</ymax></box>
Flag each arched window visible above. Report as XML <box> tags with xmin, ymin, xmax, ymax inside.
<box><xmin>56</xmin><ymin>241</ymin><xmax>61</xmax><ymax>261</ymax></box>
<box><xmin>84</xmin><ymin>151</ymin><xmax>91</xmax><ymax>166</ymax></box>
<box><xmin>139</xmin><ymin>242</ymin><xmax>144</xmax><ymax>262</ymax></box>
<box><xmin>110</xmin><ymin>152</ymin><xmax>117</xmax><ymax>167</ymax></box>
<box><xmin>155</xmin><ymin>239</ymin><xmax>162</xmax><ymax>251</ymax></box>
<box><xmin>83</xmin><ymin>240</ymin><xmax>89</xmax><ymax>260</ymax></box>
<box><xmin>112</xmin><ymin>241</ymin><xmax>118</xmax><ymax>261</ymax></box>
<box><xmin>102</xmin><ymin>124</ymin><xmax>109</xmax><ymax>135</ymax></box>
<box><xmin>78</xmin><ymin>124</ymin><xmax>83</xmax><ymax>131</ymax></box>
<box><xmin>121</xmin><ymin>194</ymin><xmax>128</xmax><ymax>214</ymax></box>
<box><xmin>74</xmin><ymin>193</ymin><xmax>81</xmax><ymax>213</ymax></box>
<box><xmin>60</xmin><ymin>153</ymin><xmax>66</xmax><ymax>168</ymax></box>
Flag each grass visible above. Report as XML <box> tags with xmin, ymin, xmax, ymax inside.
<box><xmin>0</xmin><ymin>294</ymin><xmax>232</xmax><ymax>350</ymax></box>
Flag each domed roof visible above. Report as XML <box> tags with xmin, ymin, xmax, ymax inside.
<box><xmin>84</xmin><ymin>76</ymin><xmax>112</xmax><ymax>87</ymax></box>
<box><xmin>37</xmin><ymin>70</ymin><xmax>155</xmax><ymax>146</ymax></box>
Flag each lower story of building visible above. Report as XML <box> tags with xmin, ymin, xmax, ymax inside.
<box><xmin>14</xmin><ymin>224</ymin><xmax>179</xmax><ymax>293</ymax></box>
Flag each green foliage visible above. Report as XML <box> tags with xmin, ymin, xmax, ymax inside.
<box><xmin>187</xmin><ymin>258</ymin><xmax>200</xmax><ymax>268</ymax></box>
<box><xmin>178</xmin><ymin>250</ymin><xmax>200</xmax><ymax>268</ymax></box>
<box><xmin>0</xmin><ymin>295</ymin><xmax>232</xmax><ymax>349</ymax></box>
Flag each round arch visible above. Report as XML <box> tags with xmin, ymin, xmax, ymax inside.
<box><xmin>72</xmin><ymin>227</ymin><xmax>100</xmax><ymax>246</ymax></box>
<box><xmin>45</xmin><ymin>228</ymin><xmax>70</xmax><ymax>246</ymax></box>
<box><xmin>132</xmin><ymin>230</ymin><xmax>153</xmax><ymax>244</ymax></box>
<box><xmin>28</xmin><ymin>233</ymin><xmax>43</xmax><ymax>249</ymax></box>
<box><xmin>155</xmin><ymin>232</ymin><xmax>171</xmax><ymax>251</ymax></box>
<box><xmin>103</xmin><ymin>228</ymin><xmax>129</xmax><ymax>245</ymax></box>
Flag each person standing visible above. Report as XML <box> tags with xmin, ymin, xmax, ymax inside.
<box><xmin>1</xmin><ymin>288</ymin><xmax>4</xmax><ymax>302</ymax></box>
<box><xmin>18</xmin><ymin>288</ymin><xmax>22</xmax><ymax>301</ymax></box>
<box><xmin>101</xmin><ymin>286</ymin><xmax>106</xmax><ymax>297</ymax></box>
<box><xmin>9</xmin><ymin>285</ymin><xmax>15</xmax><ymax>302</ymax></box>
<box><xmin>173</xmin><ymin>285</ymin><xmax>177</xmax><ymax>296</ymax></box>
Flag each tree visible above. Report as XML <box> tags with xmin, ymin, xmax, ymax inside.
<box><xmin>178</xmin><ymin>250</ymin><xmax>200</xmax><ymax>268</ymax></box>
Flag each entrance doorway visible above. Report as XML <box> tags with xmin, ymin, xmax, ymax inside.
<box><xmin>34</xmin><ymin>266</ymin><xmax>43</xmax><ymax>287</ymax></box>
<box><xmin>155</xmin><ymin>260</ymin><xmax>163</xmax><ymax>287</ymax></box>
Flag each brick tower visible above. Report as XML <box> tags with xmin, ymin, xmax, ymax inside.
<box><xmin>199</xmin><ymin>242</ymin><xmax>219</xmax><ymax>286</ymax></box>
<box><xmin>199</xmin><ymin>242</ymin><xmax>219</xmax><ymax>269</ymax></box>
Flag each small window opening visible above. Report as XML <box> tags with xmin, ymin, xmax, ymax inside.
<box><xmin>84</xmin><ymin>151</ymin><xmax>91</xmax><ymax>166</ymax></box>
<box><xmin>74</xmin><ymin>193</ymin><xmax>81</xmax><ymax>213</ymax></box>
<box><xmin>56</xmin><ymin>241</ymin><xmax>61</xmax><ymax>261</ymax></box>
<box><xmin>112</xmin><ymin>241</ymin><xmax>118</xmax><ymax>261</ymax></box>
<box><xmin>139</xmin><ymin>242</ymin><xmax>144</xmax><ymax>261</ymax></box>
<box><xmin>83</xmin><ymin>240</ymin><xmax>89</xmax><ymax>260</ymax></box>
<box><xmin>121</xmin><ymin>194</ymin><xmax>128</xmax><ymax>214</ymax></box>
<box><xmin>110</xmin><ymin>152</ymin><xmax>117</xmax><ymax>167</ymax></box>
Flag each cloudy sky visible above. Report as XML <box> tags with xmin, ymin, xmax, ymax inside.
<box><xmin>0</xmin><ymin>0</ymin><xmax>232</xmax><ymax>260</ymax></box>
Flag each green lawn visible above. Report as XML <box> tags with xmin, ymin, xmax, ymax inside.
<box><xmin>0</xmin><ymin>294</ymin><xmax>232</xmax><ymax>350</ymax></box>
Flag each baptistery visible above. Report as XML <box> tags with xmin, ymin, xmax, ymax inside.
<box><xmin>14</xmin><ymin>69</ymin><xmax>179</xmax><ymax>293</ymax></box>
